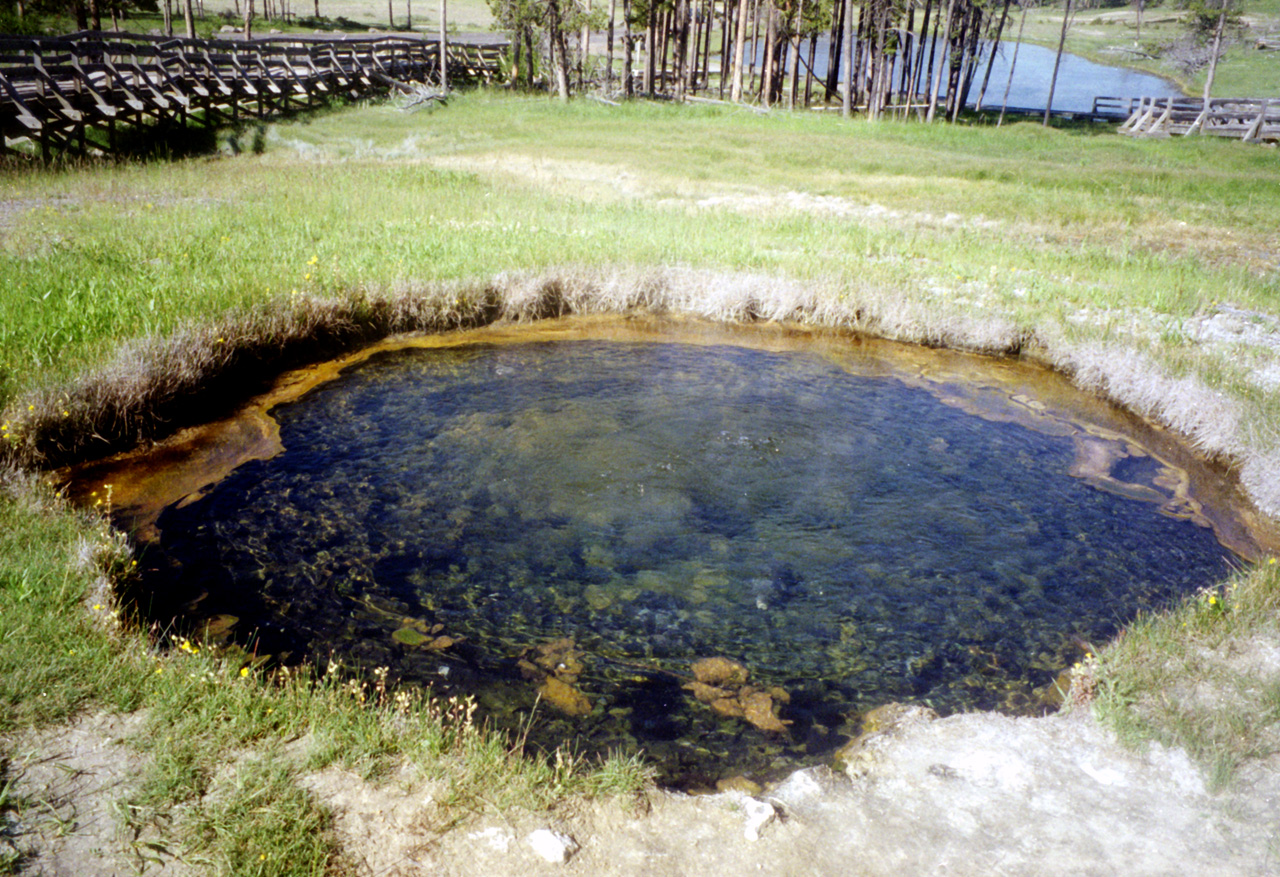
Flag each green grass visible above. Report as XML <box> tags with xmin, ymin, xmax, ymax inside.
<box><xmin>0</xmin><ymin>91</ymin><xmax>1278</xmax><ymax>870</ymax></box>
<box><xmin>1090</xmin><ymin>559</ymin><xmax>1280</xmax><ymax>790</ymax></box>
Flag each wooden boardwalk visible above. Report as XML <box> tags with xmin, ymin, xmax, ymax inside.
<box><xmin>1119</xmin><ymin>96</ymin><xmax>1280</xmax><ymax>142</ymax></box>
<box><xmin>0</xmin><ymin>31</ymin><xmax>507</xmax><ymax>160</ymax></box>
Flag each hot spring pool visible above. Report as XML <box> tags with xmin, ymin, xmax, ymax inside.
<box><xmin>91</xmin><ymin>320</ymin><xmax>1257</xmax><ymax>787</ymax></box>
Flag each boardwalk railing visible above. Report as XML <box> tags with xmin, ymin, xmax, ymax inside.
<box><xmin>1118</xmin><ymin>96</ymin><xmax>1280</xmax><ymax>142</ymax></box>
<box><xmin>0</xmin><ymin>31</ymin><xmax>507</xmax><ymax>160</ymax></box>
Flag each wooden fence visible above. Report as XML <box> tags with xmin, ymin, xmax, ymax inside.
<box><xmin>1119</xmin><ymin>96</ymin><xmax>1280</xmax><ymax>142</ymax></box>
<box><xmin>0</xmin><ymin>31</ymin><xmax>507</xmax><ymax>160</ymax></box>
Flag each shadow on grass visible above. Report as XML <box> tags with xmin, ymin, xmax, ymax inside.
<box><xmin>962</xmin><ymin>109</ymin><xmax>1122</xmax><ymax>137</ymax></box>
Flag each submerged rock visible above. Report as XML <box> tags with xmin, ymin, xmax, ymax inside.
<box><xmin>539</xmin><ymin>676</ymin><xmax>593</xmax><ymax>717</ymax></box>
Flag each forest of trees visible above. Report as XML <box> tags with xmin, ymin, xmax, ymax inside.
<box><xmin>487</xmin><ymin>0</ymin><xmax>1242</xmax><ymax>116</ymax></box>
<box><xmin>0</xmin><ymin>0</ymin><xmax>1242</xmax><ymax>115</ymax></box>
<box><xmin>491</xmin><ymin>0</ymin><xmax>1033</xmax><ymax>113</ymax></box>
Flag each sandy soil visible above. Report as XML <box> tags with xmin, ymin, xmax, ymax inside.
<box><xmin>7</xmin><ymin>704</ymin><xmax>1279</xmax><ymax>876</ymax></box>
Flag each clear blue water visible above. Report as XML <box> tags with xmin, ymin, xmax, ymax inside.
<box><xmin>757</xmin><ymin>38</ymin><xmax>1182</xmax><ymax>112</ymax></box>
<box><xmin>141</xmin><ymin>342</ymin><xmax>1233</xmax><ymax>785</ymax></box>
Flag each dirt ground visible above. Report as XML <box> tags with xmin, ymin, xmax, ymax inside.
<box><xmin>7</xmin><ymin>704</ymin><xmax>1279</xmax><ymax>876</ymax></box>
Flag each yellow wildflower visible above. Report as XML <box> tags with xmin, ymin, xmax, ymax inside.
<box><xmin>240</xmin><ymin>667</ymin><xmax>250</xmax><ymax>677</ymax></box>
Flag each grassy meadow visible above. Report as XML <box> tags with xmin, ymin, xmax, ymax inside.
<box><xmin>2</xmin><ymin>93</ymin><xmax>1280</xmax><ymax>871</ymax></box>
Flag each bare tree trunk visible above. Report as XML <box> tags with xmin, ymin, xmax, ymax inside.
<box><xmin>1044</xmin><ymin>0</ymin><xmax>1073</xmax><ymax>125</ymax></box>
<box><xmin>659</xmin><ymin>6</ymin><xmax>672</xmax><ymax>86</ymax></box>
<box><xmin>906</xmin><ymin>0</ymin><xmax>932</xmax><ymax>113</ymax></box>
<box><xmin>761</xmin><ymin>1</ymin><xmax>775</xmax><ymax>105</ymax></box>
<box><xmin>624</xmin><ymin>0</ymin><xmax>634</xmax><ymax>95</ymax></box>
<box><xmin>510</xmin><ymin>22</ymin><xmax>522</xmax><ymax>86</ymax></box>
<box><xmin>608</xmin><ymin>0</ymin><xmax>616</xmax><ymax>91</ymax></box>
<box><xmin>549</xmin><ymin>0</ymin><xmax>571</xmax><ymax>99</ymax></box>
<box><xmin>952</xmin><ymin>4</ymin><xmax>983</xmax><ymax>119</ymax></box>
<box><xmin>824</xmin><ymin>0</ymin><xmax>843</xmax><ymax>102</ymax></box>
<box><xmin>911</xmin><ymin>0</ymin><xmax>931</xmax><ymax>97</ymax></box>
<box><xmin>182</xmin><ymin>0</ymin><xmax>195</xmax><ymax>38</ymax></box>
<box><xmin>689</xmin><ymin>0</ymin><xmax>702</xmax><ymax>92</ymax></box>
<box><xmin>897</xmin><ymin>5</ymin><xmax>915</xmax><ymax>106</ymax></box>
<box><xmin>1201</xmin><ymin>0</ymin><xmax>1227</xmax><ymax>103</ymax></box>
<box><xmin>644</xmin><ymin>0</ymin><xmax>655</xmax><ymax>94</ymax></box>
<box><xmin>788</xmin><ymin>0</ymin><xmax>804</xmax><ymax>108</ymax></box>
<box><xmin>314</xmin><ymin>0</ymin><xmax>319</xmax><ymax>19</ymax></box>
<box><xmin>852</xmin><ymin>2</ymin><xmax>866</xmax><ymax>107</ymax></box>
<box><xmin>998</xmin><ymin>1</ymin><xmax>1026</xmax><ymax>125</ymax></box>
<box><xmin>840</xmin><ymin>0</ymin><xmax>853</xmax><ymax>115</ymax></box>
<box><xmin>721</xmin><ymin>0</ymin><xmax>734</xmax><ymax>98</ymax></box>
<box><xmin>872</xmin><ymin>0</ymin><xmax>889</xmax><ymax>119</ymax></box>
<box><xmin>749</xmin><ymin>0</ymin><xmax>761</xmax><ymax>94</ymax></box>
<box><xmin>704</xmin><ymin>0</ymin><xmax>715</xmax><ymax>92</ymax></box>
<box><xmin>1135</xmin><ymin>0</ymin><xmax>1143</xmax><ymax>41</ymax></box>
<box><xmin>731</xmin><ymin>0</ymin><xmax>750</xmax><ymax>100</ymax></box>
<box><xmin>925</xmin><ymin>0</ymin><xmax>954</xmax><ymax>122</ymax></box>
<box><xmin>406</xmin><ymin>0</ymin><xmax>412</xmax><ymax>30</ymax></box>
<box><xmin>975</xmin><ymin>0</ymin><xmax>1011</xmax><ymax>111</ymax></box>
<box><xmin>243</xmin><ymin>0</ymin><xmax>252</xmax><ymax>38</ymax></box>
<box><xmin>582</xmin><ymin>0</ymin><xmax>591</xmax><ymax>89</ymax></box>
<box><xmin>163</xmin><ymin>0</ymin><xmax>173</xmax><ymax>35</ymax></box>
<box><xmin>1190</xmin><ymin>0</ymin><xmax>1228</xmax><ymax>133</ymax></box>
<box><xmin>674</xmin><ymin>0</ymin><xmax>688</xmax><ymax>99</ymax></box>
<box><xmin>440</xmin><ymin>0</ymin><xmax>449</xmax><ymax>91</ymax></box>
<box><xmin>803</xmin><ymin>28</ymin><xmax>816</xmax><ymax>105</ymax></box>
<box><xmin>525</xmin><ymin>27</ymin><xmax>536</xmax><ymax>87</ymax></box>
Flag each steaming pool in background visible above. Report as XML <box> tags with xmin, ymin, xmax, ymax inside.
<box><xmin>129</xmin><ymin>331</ymin><xmax>1239</xmax><ymax>786</ymax></box>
